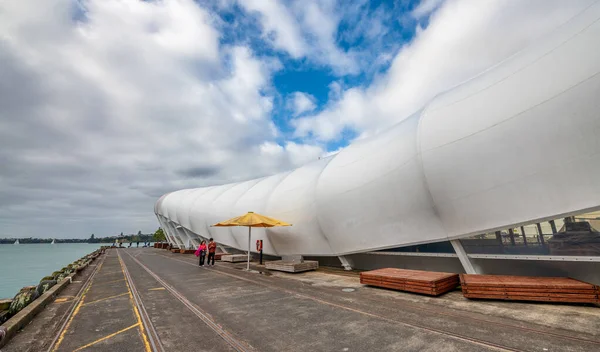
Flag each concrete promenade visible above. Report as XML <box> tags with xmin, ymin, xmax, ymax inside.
<box><xmin>4</xmin><ymin>248</ymin><xmax>600</xmax><ymax>351</ymax></box>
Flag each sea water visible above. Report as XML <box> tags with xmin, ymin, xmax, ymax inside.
<box><xmin>0</xmin><ymin>243</ymin><xmax>103</xmax><ymax>299</ymax></box>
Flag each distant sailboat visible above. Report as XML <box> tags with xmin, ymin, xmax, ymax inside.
<box><xmin>14</xmin><ymin>239</ymin><xmax>19</xmax><ymax>245</ymax></box>
<box><xmin>51</xmin><ymin>239</ymin><xmax>55</xmax><ymax>244</ymax></box>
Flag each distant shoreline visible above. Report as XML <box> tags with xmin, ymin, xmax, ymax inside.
<box><xmin>0</xmin><ymin>235</ymin><xmax>153</xmax><ymax>245</ymax></box>
<box><xmin>0</xmin><ymin>241</ymin><xmax>109</xmax><ymax>244</ymax></box>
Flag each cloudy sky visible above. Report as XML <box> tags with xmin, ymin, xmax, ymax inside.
<box><xmin>0</xmin><ymin>0</ymin><xmax>595</xmax><ymax>239</ymax></box>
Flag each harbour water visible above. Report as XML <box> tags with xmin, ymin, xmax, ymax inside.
<box><xmin>0</xmin><ymin>243</ymin><xmax>104</xmax><ymax>299</ymax></box>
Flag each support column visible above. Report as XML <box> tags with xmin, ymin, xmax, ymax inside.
<box><xmin>549</xmin><ymin>220</ymin><xmax>558</xmax><ymax>234</ymax></box>
<box><xmin>536</xmin><ymin>223</ymin><xmax>545</xmax><ymax>245</ymax></box>
<box><xmin>157</xmin><ymin>217</ymin><xmax>175</xmax><ymax>246</ymax></box>
<box><xmin>508</xmin><ymin>228</ymin><xmax>516</xmax><ymax>246</ymax></box>
<box><xmin>450</xmin><ymin>240</ymin><xmax>477</xmax><ymax>274</ymax></box>
<box><xmin>495</xmin><ymin>231</ymin><xmax>504</xmax><ymax>246</ymax></box>
<box><xmin>183</xmin><ymin>228</ymin><xmax>200</xmax><ymax>248</ymax></box>
<box><xmin>247</xmin><ymin>227</ymin><xmax>251</xmax><ymax>271</ymax></box>
<box><xmin>174</xmin><ymin>228</ymin><xmax>186</xmax><ymax>248</ymax></box>
<box><xmin>175</xmin><ymin>226</ymin><xmax>187</xmax><ymax>249</ymax></box>
<box><xmin>164</xmin><ymin>228</ymin><xmax>178</xmax><ymax>247</ymax></box>
<box><xmin>338</xmin><ymin>256</ymin><xmax>354</xmax><ymax>271</ymax></box>
<box><xmin>165</xmin><ymin>221</ymin><xmax>185</xmax><ymax>248</ymax></box>
<box><xmin>520</xmin><ymin>226</ymin><xmax>528</xmax><ymax>246</ymax></box>
<box><xmin>176</xmin><ymin>226</ymin><xmax>195</xmax><ymax>249</ymax></box>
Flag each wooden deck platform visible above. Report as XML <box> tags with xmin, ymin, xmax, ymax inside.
<box><xmin>460</xmin><ymin>274</ymin><xmax>600</xmax><ymax>304</ymax></box>
<box><xmin>265</xmin><ymin>260</ymin><xmax>318</xmax><ymax>273</ymax></box>
<box><xmin>360</xmin><ymin>268</ymin><xmax>459</xmax><ymax>296</ymax></box>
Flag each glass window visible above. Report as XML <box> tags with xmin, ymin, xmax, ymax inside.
<box><xmin>459</xmin><ymin>211</ymin><xmax>600</xmax><ymax>256</ymax></box>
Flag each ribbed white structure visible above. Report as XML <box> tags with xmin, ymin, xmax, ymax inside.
<box><xmin>156</xmin><ymin>3</ymin><xmax>600</xmax><ymax>256</ymax></box>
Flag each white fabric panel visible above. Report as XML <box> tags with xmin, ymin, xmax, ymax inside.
<box><xmin>159</xmin><ymin>193</ymin><xmax>175</xmax><ymax>219</ymax></box>
<box><xmin>174</xmin><ymin>188</ymin><xmax>206</xmax><ymax>229</ymax></box>
<box><xmin>154</xmin><ymin>194</ymin><xmax>166</xmax><ymax>215</ymax></box>
<box><xmin>164</xmin><ymin>190</ymin><xmax>190</xmax><ymax>224</ymax></box>
<box><xmin>420</xmin><ymin>3</ymin><xmax>600</xmax><ymax>238</ymax></box>
<box><xmin>183</xmin><ymin>187</ymin><xmax>215</xmax><ymax>232</ymax></box>
<box><xmin>204</xmin><ymin>179</ymin><xmax>262</xmax><ymax>248</ymax></box>
<box><xmin>226</xmin><ymin>173</ymin><xmax>291</xmax><ymax>255</ymax></box>
<box><xmin>176</xmin><ymin>188</ymin><xmax>212</xmax><ymax>229</ymax></box>
<box><xmin>188</xmin><ymin>184</ymin><xmax>237</xmax><ymax>240</ymax></box>
<box><xmin>316</xmin><ymin>114</ymin><xmax>447</xmax><ymax>254</ymax></box>
<box><xmin>155</xmin><ymin>4</ymin><xmax>600</xmax><ymax>255</ymax></box>
<box><xmin>156</xmin><ymin>193</ymin><xmax>169</xmax><ymax>216</ymax></box>
<box><xmin>265</xmin><ymin>157</ymin><xmax>334</xmax><ymax>255</ymax></box>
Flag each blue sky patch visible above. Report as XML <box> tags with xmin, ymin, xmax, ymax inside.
<box><xmin>204</xmin><ymin>0</ymin><xmax>435</xmax><ymax>151</ymax></box>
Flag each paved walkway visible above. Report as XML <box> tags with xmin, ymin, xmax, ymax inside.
<box><xmin>4</xmin><ymin>248</ymin><xmax>600</xmax><ymax>351</ymax></box>
<box><xmin>52</xmin><ymin>249</ymin><xmax>149</xmax><ymax>352</ymax></box>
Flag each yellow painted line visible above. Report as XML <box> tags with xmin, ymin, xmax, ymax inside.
<box><xmin>94</xmin><ymin>278</ymin><xmax>125</xmax><ymax>286</ymax></box>
<box><xmin>52</xmin><ymin>276</ymin><xmax>92</xmax><ymax>351</ymax></box>
<box><xmin>54</xmin><ymin>296</ymin><xmax>75</xmax><ymax>304</ymax></box>
<box><xmin>148</xmin><ymin>287</ymin><xmax>166</xmax><ymax>291</ymax></box>
<box><xmin>71</xmin><ymin>323</ymin><xmax>140</xmax><ymax>352</ymax></box>
<box><xmin>82</xmin><ymin>292</ymin><xmax>129</xmax><ymax>306</ymax></box>
<box><xmin>52</xmin><ymin>257</ymin><xmax>107</xmax><ymax>351</ymax></box>
<box><xmin>94</xmin><ymin>271</ymin><xmax>122</xmax><ymax>277</ymax></box>
<box><xmin>118</xmin><ymin>254</ymin><xmax>152</xmax><ymax>352</ymax></box>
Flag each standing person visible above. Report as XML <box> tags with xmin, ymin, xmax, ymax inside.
<box><xmin>136</xmin><ymin>241</ymin><xmax>139</xmax><ymax>248</ymax></box>
<box><xmin>207</xmin><ymin>238</ymin><xmax>217</xmax><ymax>266</ymax></box>
<box><xmin>195</xmin><ymin>240</ymin><xmax>207</xmax><ymax>266</ymax></box>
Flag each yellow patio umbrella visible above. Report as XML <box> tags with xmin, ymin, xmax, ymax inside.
<box><xmin>212</xmin><ymin>211</ymin><xmax>291</xmax><ymax>270</ymax></box>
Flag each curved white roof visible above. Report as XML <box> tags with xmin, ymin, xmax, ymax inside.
<box><xmin>156</xmin><ymin>3</ymin><xmax>600</xmax><ymax>256</ymax></box>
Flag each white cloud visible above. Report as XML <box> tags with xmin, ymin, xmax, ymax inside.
<box><xmin>293</xmin><ymin>0</ymin><xmax>359</xmax><ymax>74</ymax></box>
<box><xmin>237</xmin><ymin>0</ymin><xmax>307</xmax><ymax>58</ymax></box>
<box><xmin>288</xmin><ymin>92</ymin><xmax>316</xmax><ymax>116</ymax></box>
<box><xmin>0</xmin><ymin>0</ymin><xmax>321</xmax><ymax>238</ymax></box>
<box><xmin>292</xmin><ymin>0</ymin><xmax>596</xmax><ymax>141</ymax></box>
<box><xmin>237</xmin><ymin>0</ymin><xmax>358</xmax><ymax>74</ymax></box>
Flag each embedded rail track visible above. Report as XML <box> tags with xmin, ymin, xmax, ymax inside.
<box><xmin>117</xmin><ymin>250</ymin><xmax>165</xmax><ymax>352</ymax></box>
<box><xmin>156</xmin><ymin>252</ymin><xmax>600</xmax><ymax>352</ymax></box>
<box><xmin>45</xmin><ymin>250</ymin><xmax>253</xmax><ymax>352</ymax></box>
<box><xmin>42</xmin><ymin>249</ymin><xmax>600</xmax><ymax>352</ymax></box>
<box><xmin>46</xmin><ymin>254</ymin><xmax>106</xmax><ymax>352</ymax></box>
<box><xmin>122</xmin><ymin>250</ymin><xmax>255</xmax><ymax>352</ymax></box>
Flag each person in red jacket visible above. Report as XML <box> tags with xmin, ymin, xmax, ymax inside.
<box><xmin>195</xmin><ymin>240</ymin><xmax>207</xmax><ymax>266</ymax></box>
<box><xmin>207</xmin><ymin>238</ymin><xmax>217</xmax><ymax>266</ymax></box>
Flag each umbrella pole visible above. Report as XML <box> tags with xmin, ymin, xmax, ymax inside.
<box><xmin>247</xmin><ymin>227</ymin><xmax>251</xmax><ymax>271</ymax></box>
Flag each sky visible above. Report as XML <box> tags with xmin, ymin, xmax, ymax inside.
<box><xmin>0</xmin><ymin>0</ymin><xmax>595</xmax><ymax>239</ymax></box>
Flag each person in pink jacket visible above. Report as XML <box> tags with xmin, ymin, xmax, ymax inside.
<box><xmin>195</xmin><ymin>240</ymin><xmax>207</xmax><ymax>266</ymax></box>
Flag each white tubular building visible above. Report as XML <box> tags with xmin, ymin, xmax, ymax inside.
<box><xmin>156</xmin><ymin>3</ymin><xmax>600</xmax><ymax>281</ymax></box>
